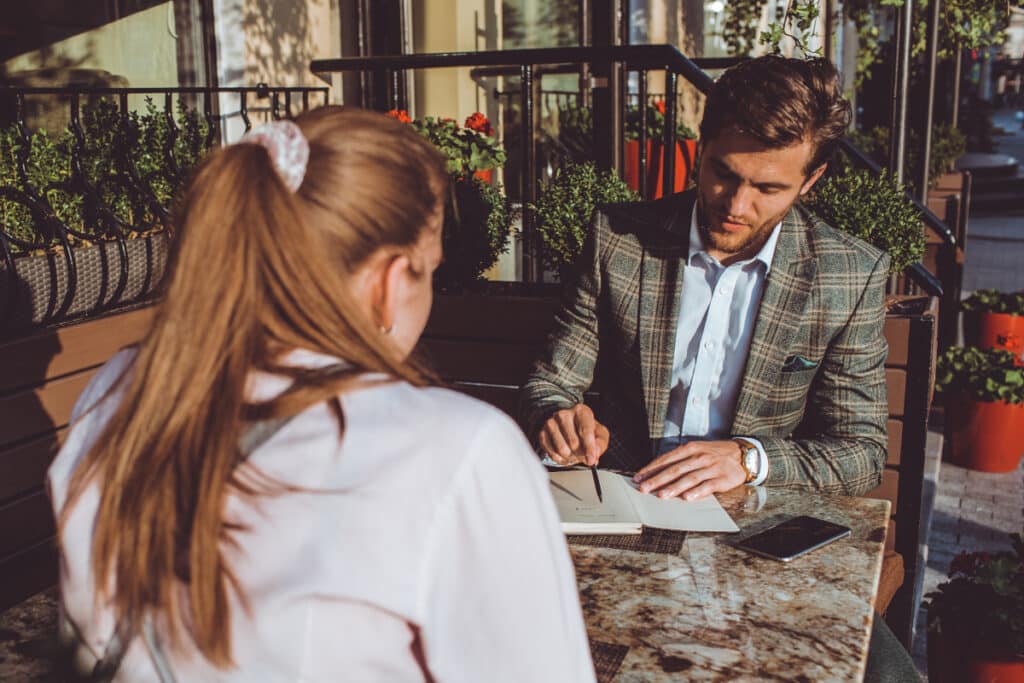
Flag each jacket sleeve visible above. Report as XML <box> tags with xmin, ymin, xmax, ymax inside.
<box><xmin>517</xmin><ymin>210</ymin><xmax>606</xmax><ymax>448</ymax></box>
<box><xmin>757</xmin><ymin>252</ymin><xmax>890</xmax><ymax>495</ymax></box>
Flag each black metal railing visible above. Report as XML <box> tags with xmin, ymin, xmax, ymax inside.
<box><xmin>312</xmin><ymin>46</ymin><xmax>738</xmax><ymax>282</ymax></box>
<box><xmin>0</xmin><ymin>84</ymin><xmax>328</xmax><ymax>335</ymax></box>
<box><xmin>311</xmin><ymin>45</ymin><xmax>947</xmax><ymax>297</ymax></box>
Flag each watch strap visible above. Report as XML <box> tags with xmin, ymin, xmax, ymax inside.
<box><xmin>732</xmin><ymin>437</ymin><xmax>758</xmax><ymax>484</ymax></box>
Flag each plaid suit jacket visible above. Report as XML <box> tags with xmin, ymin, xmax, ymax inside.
<box><xmin>519</xmin><ymin>189</ymin><xmax>889</xmax><ymax>495</ymax></box>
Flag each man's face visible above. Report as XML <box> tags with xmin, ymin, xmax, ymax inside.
<box><xmin>696</xmin><ymin>129</ymin><xmax>825</xmax><ymax>264</ymax></box>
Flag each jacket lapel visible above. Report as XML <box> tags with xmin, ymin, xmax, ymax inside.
<box><xmin>731</xmin><ymin>206</ymin><xmax>818</xmax><ymax>434</ymax></box>
<box><xmin>638</xmin><ymin>192</ymin><xmax>694</xmax><ymax>440</ymax></box>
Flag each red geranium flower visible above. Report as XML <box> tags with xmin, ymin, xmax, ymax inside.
<box><xmin>386</xmin><ymin>109</ymin><xmax>412</xmax><ymax>124</ymax></box>
<box><xmin>464</xmin><ymin>112</ymin><xmax>493</xmax><ymax>136</ymax></box>
<box><xmin>653</xmin><ymin>100</ymin><xmax>666</xmax><ymax>115</ymax></box>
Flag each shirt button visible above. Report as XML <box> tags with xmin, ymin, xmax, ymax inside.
<box><xmin>704</xmin><ymin>341</ymin><xmax>713</xmax><ymax>350</ymax></box>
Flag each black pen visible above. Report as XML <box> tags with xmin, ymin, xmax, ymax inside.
<box><xmin>590</xmin><ymin>465</ymin><xmax>603</xmax><ymax>503</ymax></box>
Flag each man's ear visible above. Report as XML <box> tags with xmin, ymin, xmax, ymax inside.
<box><xmin>799</xmin><ymin>163</ymin><xmax>827</xmax><ymax>196</ymax></box>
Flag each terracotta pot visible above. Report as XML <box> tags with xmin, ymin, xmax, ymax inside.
<box><xmin>946</xmin><ymin>394</ymin><xmax>1024</xmax><ymax>472</ymax></box>
<box><xmin>928</xmin><ymin>630</ymin><xmax>1024</xmax><ymax>683</ymax></box>
<box><xmin>971</xmin><ymin>312</ymin><xmax>1024</xmax><ymax>361</ymax></box>
<box><xmin>623</xmin><ymin>139</ymin><xmax>697</xmax><ymax>199</ymax></box>
<box><xmin>473</xmin><ymin>168</ymin><xmax>493</xmax><ymax>185</ymax></box>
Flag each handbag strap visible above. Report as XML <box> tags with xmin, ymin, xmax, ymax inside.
<box><xmin>75</xmin><ymin>362</ymin><xmax>349</xmax><ymax>681</ymax></box>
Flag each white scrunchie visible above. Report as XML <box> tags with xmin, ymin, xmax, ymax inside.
<box><xmin>239</xmin><ymin>120</ymin><xmax>310</xmax><ymax>192</ymax></box>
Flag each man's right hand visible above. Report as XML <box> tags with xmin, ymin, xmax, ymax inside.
<box><xmin>538</xmin><ymin>404</ymin><xmax>610</xmax><ymax>466</ymax></box>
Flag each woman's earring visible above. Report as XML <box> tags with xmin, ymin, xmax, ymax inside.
<box><xmin>380</xmin><ymin>324</ymin><xmax>395</xmax><ymax>336</ymax></box>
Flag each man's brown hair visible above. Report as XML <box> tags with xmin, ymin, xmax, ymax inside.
<box><xmin>699</xmin><ymin>55</ymin><xmax>852</xmax><ymax>174</ymax></box>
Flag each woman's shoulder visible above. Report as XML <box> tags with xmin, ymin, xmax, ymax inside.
<box><xmin>346</xmin><ymin>381</ymin><xmax>537</xmax><ymax>473</ymax></box>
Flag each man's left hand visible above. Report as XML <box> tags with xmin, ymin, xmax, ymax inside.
<box><xmin>633</xmin><ymin>440</ymin><xmax>747</xmax><ymax>500</ymax></box>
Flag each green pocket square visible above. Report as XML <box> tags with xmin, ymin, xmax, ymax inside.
<box><xmin>782</xmin><ymin>354</ymin><xmax>819</xmax><ymax>372</ymax></box>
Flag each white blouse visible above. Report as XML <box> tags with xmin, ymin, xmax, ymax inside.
<box><xmin>49</xmin><ymin>349</ymin><xmax>596</xmax><ymax>682</ymax></box>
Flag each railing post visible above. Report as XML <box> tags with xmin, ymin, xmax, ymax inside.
<box><xmin>521</xmin><ymin>65</ymin><xmax>541</xmax><ymax>282</ymax></box>
<box><xmin>638</xmin><ymin>71</ymin><xmax>648</xmax><ymax>198</ymax></box>
<box><xmin>663</xmin><ymin>70</ymin><xmax>678</xmax><ymax>197</ymax></box>
<box><xmin>888</xmin><ymin>0</ymin><xmax>914</xmax><ymax>184</ymax></box>
<box><xmin>918</xmin><ymin>0</ymin><xmax>941</xmax><ymax>202</ymax></box>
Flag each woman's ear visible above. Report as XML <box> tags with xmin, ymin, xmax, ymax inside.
<box><xmin>378</xmin><ymin>253</ymin><xmax>411</xmax><ymax>333</ymax></box>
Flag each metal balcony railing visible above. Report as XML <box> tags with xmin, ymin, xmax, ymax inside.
<box><xmin>0</xmin><ymin>84</ymin><xmax>328</xmax><ymax>333</ymax></box>
<box><xmin>311</xmin><ymin>45</ymin><xmax>947</xmax><ymax>296</ymax></box>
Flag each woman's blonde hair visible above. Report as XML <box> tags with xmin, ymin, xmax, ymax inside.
<box><xmin>60</xmin><ymin>106</ymin><xmax>449</xmax><ymax>667</ymax></box>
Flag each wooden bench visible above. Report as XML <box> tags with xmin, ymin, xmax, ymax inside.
<box><xmin>0</xmin><ymin>307</ymin><xmax>154</xmax><ymax>611</ymax></box>
<box><xmin>0</xmin><ymin>290</ymin><xmax>937</xmax><ymax>652</ymax></box>
<box><xmin>421</xmin><ymin>290</ymin><xmax>937</xmax><ymax>647</ymax></box>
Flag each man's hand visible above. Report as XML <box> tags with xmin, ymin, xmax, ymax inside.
<box><xmin>538</xmin><ymin>404</ymin><xmax>610</xmax><ymax>466</ymax></box>
<box><xmin>632</xmin><ymin>440</ymin><xmax>747</xmax><ymax>500</ymax></box>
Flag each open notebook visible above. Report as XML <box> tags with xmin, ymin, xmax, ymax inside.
<box><xmin>548</xmin><ymin>469</ymin><xmax>740</xmax><ymax>535</ymax></box>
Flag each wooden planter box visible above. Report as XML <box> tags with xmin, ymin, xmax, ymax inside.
<box><xmin>0</xmin><ymin>232</ymin><xmax>168</xmax><ymax>338</ymax></box>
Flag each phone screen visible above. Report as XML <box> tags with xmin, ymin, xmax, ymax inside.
<box><xmin>734</xmin><ymin>515</ymin><xmax>852</xmax><ymax>561</ymax></box>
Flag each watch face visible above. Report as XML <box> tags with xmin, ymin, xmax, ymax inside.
<box><xmin>743</xmin><ymin>448</ymin><xmax>759</xmax><ymax>477</ymax></box>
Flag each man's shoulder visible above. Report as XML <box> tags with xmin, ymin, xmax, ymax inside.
<box><xmin>798</xmin><ymin>205</ymin><xmax>888</xmax><ymax>274</ymax></box>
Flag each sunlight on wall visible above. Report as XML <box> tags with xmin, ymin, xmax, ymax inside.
<box><xmin>3</xmin><ymin>2</ymin><xmax>178</xmax><ymax>88</ymax></box>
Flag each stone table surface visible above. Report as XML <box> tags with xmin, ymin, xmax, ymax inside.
<box><xmin>1</xmin><ymin>487</ymin><xmax>889</xmax><ymax>682</ymax></box>
<box><xmin>570</xmin><ymin>486</ymin><xmax>890</xmax><ymax>683</ymax></box>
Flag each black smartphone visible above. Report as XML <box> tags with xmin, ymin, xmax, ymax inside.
<box><xmin>733</xmin><ymin>515</ymin><xmax>852</xmax><ymax>562</ymax></box>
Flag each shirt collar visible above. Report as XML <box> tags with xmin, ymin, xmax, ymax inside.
<box><xmin>688</xmin><ymin>204</ymin><xmax>782</xmax><ymax>273</ymax></box>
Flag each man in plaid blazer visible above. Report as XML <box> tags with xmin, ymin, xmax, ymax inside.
<box><xmin>520</xmin><ymin>56</ymin><xmax>888</xmax><ymax>499</ymax></box>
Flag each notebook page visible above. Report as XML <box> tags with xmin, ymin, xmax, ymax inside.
<box><xmin>617</xmin><ymin>475</ymin><xmax>740</xmax><ymax>532</ymax></box>
<box><xmin>548</xmin><ymin>470</ymin><xmax>642</xmax><ymax>534</ymax></box>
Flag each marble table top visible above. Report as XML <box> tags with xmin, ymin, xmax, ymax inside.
<box><xmin>0</xmin><ymin>487</ymin><xmax>888</xmax><ymax>682</ymax></box>
<box><xmin>570</xmin><ymin>485</ymin><xmax>890</xmax><ymax>682</ymax></box>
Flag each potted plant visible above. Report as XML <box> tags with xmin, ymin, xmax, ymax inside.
<box><xmin>623</xmin><ymin>99</ymin><xmax>698</xmax><ymax>199</ymax></box>
<box><xmin>924</xmin><ymin>531</ymin><xmax>1024</xmax><ymax>683</ymax></box>
<box><xmin>389</xmin><ymin>109</ymin><xmax>507</xmax><ymax>184</ymax></box>
<box><xmin>386</xmin><ymin>110</ymin><xmax>512</xmax><ymax>290</ymax></box>
<box><xmin>962</xmin><ymin>289</ymin><xmax>1024</xmax><ymax>361</ymax></box>
<box><xmin>0</xmin><ymin>97</ymin><xmax>212</xmax><ymax>334</ymax></box>
<box><xmin>936</xmin><ymin>346</ymin><xmax>1024</xmax><ymax>472</ymax></box>
<box><xmin>434</xmin><ymin>174</ymin><xmax>512</xmax><ymax>291</ymax></box>
<box><xmin>803</xmin><ymin>167</ymin><xmax>926</xmax><ymax>276</ymax></box>
<box><xmin>555</xmin><ymin>102</ymin><xmax>698</xmax><ymax>200</ymax></box>
<box><xmin>530</xmin><ymin>161</ymin><xmax>638</xmax><ymax>281</ymax></box>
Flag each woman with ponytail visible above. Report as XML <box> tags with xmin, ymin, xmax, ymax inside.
<box><xmin>48</xmin><ymin>107</ymin><xmax>595</xmax><ymax>682</ymax></box>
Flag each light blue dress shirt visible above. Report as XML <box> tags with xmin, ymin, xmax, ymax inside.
<box><xmin>660</xmin><ymin>207</ymin><xmax>781</xmax><ymax>485</ymax></box>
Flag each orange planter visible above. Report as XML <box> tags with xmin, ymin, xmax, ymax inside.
<box><xmin>623</xmin><ymin>139</ymin><xmax>697</xmax><ymax>199</ymax></box>
<box><xmin>979</xmin><ymin>313</ymin><xmax>1024</xmax><ymax>360</ymax></box>
<box><xmin>946</xmin><ymin>395</ymin><xmax>1024</xmax><ymax>472</ymax></box>
<box><xmin>929</xmin><ymin>631</ymin><xmax>1024</xmax><ymax>683</ymax></box>
<box><xmin>967</xmin><ymin>659</ymin><xmax>1024</xmax><ymax>682</ymax></box>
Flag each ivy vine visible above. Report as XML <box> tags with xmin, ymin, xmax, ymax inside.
<box><xmin>723</xmin><ymin>0</ymin><xmax>767</xmax><ymax>56</ymax></box>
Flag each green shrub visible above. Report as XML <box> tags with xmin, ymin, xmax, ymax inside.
<box><xmin>0</xmin><ymin>97</ymin><xmax>212</xmax><ymax>255</ymax></box>
<box><xmin>531</xmin><ymin>161</ymin><xmax>639</xmax><ymax>273</ymax></box>
<box><xmin>961</xmin><ymin>289</ymin><xmax>1024</xmax><ymax>316</ymax></box>
<box><xmin>0</xmin><ymin>126</ymin><xmax>82</xmax><ymax>247</ymax></box>
<box><xmin>935</xmin><ymin>346</ymin><xmax>1024</xmax><ymax>404</ymax></box>
<box><xmin>803</xmin><ymin>167</ymin><xmax>924</xmax><ymax>273</ymax></box>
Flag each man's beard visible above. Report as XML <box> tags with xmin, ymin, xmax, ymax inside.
<box><xmin>696</xmin><ymin>196</ymin><xmax>787</xmax><ymax>260</ymax></box>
